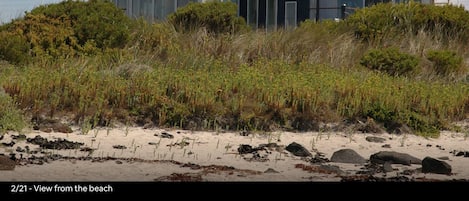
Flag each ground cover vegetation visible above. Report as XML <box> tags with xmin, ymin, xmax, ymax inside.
<box><xmin>1</xmin><ymin>0</ymin><xmax>469</xmax><ymax>138</ymax></box>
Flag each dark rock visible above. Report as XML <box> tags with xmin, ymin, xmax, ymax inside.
<box><xmin>386</xmin><ymin>176</ymin><xmax>412</xmax><ymax>182</ymax></box>
<box><xmin>160</xmin><ymin>132</ymin><xmax>174</xmax><ymax>139</ymax></box>
<box><xmin>455</xmin><ymin>151</ymin><xmax>464</xmax><ymax>157</ymax></box>
<box><xmin>243</xmin><ymin>151</ymin><xmax>269</xmax><ymax>162</ymax></box>
<box><xmin>8</xmin><ymin>153</ymin><xmax>16</xmax><ymax>161</ymax></box>
<box><xmin>27</xmin><ymin>135</ymin><xmax>48</xmax><ymax>145</ymax></box>
<box><xmin>357</xmin><ymin>164</ymin><xmax>379</xmax><ymax>175</ymax></box>
<box><xmin>11</xmin><ymin>134</ymin><xmax>26</xmax><ymax>140</ymax></box>
<box><xmin>422</xmin><ymin>157</ymin><xmax>452</xmax><ymax>175</ymax></box>
<box><xmin>330</xmin><ymin>149</ymin><xmax>366</xmax><ymax>164</ymax></box>
<box><xmin>285</xmin><ymin>142</ymin><xmax>312</xmax><ymax>157</ymax></box>
<box><xmin>15</xmin><ymin>147</ymin><xmax>25</xmax><ymax>153</ymax></box>
<box><xmin>0</xmin><ymin>155</ymin><xmax>15</xmax><ymax>170</ymax></box>
<box><xmin>264</xmin><ymin>168</ymin><xmax>279</xmax><ymax>173</ymax></box>
<box><xmin>402</xmin><ymin>169</ymin><xmax>416</xmax><ymax>175</ymax></box>
<box><xmin>258</xmin><ymin>143</ymin><xmax>280</xmax><ymax>149</ymax></box>
<box><xmin>318</xmin><ymin>165</ymin><xmax>345</xmax><ymax>175</ymax></box>
<box><xmin>115</xmin><ymin>161</ymin><xmax>123</xmax><ymax>164</ymax></box>
<box><xmin>42</xmin><ymin>139</ymin><xmax>83</xmax><ymax>149</ymax></box>
<box><xmin>341</xmin><ymin>175</ymin><xmax>412</xmax><ymax>182</ymax></box>
<box><xmin>365</xmin><ymin>136</ymin><xmax>386</xmax><ymax>143</ymax></box>
<box><xmin>426</xmin><ymin>144</ymin><xmax>432</xmax><ymax>147</ymax></box>
<box><xmin>50</xmin><ymin>154</ymin><xmax>62</xmax><ymax>160</ymax></box>
<box><xmin>454</xmin><ymin>151</ymin><xmax>469</xmax><ymax>157</ymax></box>
<box><xmin>311</xmin><ymin>153</ymin><xmax>330</xmax><ymax>164</ymax></box>
<box><xmin>238</xmin><ymin>145</ymin><xmax>254</xmax><ymax>154</ymax></box>
<box><xmin>383</xmin><ymin>161</ymin><xmax>393</xmax><ymax>173</ymax></box>
<box><xmin>112</xmin><ymin>145</ymin><xmax>127</xmax><ymax>149</ymax></box>
<box><xmin>79</xmin><ymin>147</ymin><xmax>94</xmax><ymax>152</ymax></box>
<box><xmin>370</xmin><ymin>151</ymin><xmax>421</xmax><ymax>165</ymax></box>
<box><xmin>1</xmin><ymin>141</ymin><xmax>15</xmax><ymax>147</ymax></box>
<box><xmin>168</xmin><ymin>141</ymin><xmax>189</xmax><ymax>147</ymax></box>
<box><xmin>381</xmin><ymin>144</ymin><xmax>391</xmax><ymax>148</ymax></box>
<box><xmin>27</xmin><ymin>136</ymin><xmax>83</xmax><ymax>149</ymax></box>
<box><xmin>239</xmin><ymin>130</ymin><xmax>250</xmax><ymax>136</ymax></box>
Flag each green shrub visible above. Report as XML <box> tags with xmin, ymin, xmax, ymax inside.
<box><xmin>346</xmin><ymin>3</ymin><xmax>469</xmax><ymax>41</ymax></box>
<box><xmin>426</xmin><ymin>50</ymin><xmax>465</xmax><ymax>77</ymax></box>
<box><xmin>364</xmin><ymin>102</ymin><xmax>397</xmax><ymax>125</ymax></box>
<box><xmin>168</xmin><ymin>1</ymin><xmax>249</xmax><ymax>34</ymax></box>
<box><xmin>0</xmin><ymin>31</ymin><xmax>31</xmax><ymax>65</ymax></box>
<box><xmin>401</xmin><ymin>111</ymin><xmax>440</xmax><ymax>137</ymax></box>
<box><xmin>5</xmin><ymin>13</ymin><xmax>80</xmax><ymax>59</ymax></box>
<box><xmin>360</xmin><ymin>47</ymin><xmax>419</xmax><ymax>76</ymax></box>
<box><xmin>29</xmin><ymin>0</ymin><xmax>131</xmax><ymax>49</ymax></box>
<box><xmin>0</xmin><ymin>0</ymin><xmax>131</xmax><ymax>62</ymax></box>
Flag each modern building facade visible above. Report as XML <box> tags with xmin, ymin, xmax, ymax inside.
<box><xmin>110</xmin><ymin>0</ymin><xmax>438</xmax><ymax>29</ymax></box>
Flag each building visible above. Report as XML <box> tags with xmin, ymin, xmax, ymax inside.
<box><xmin>233</xmin><ymin>0</ymin><xmax>434</xmax><ymax>29</ymax></box>
<box><xmin>111</xmin><ymin>0</ymin><xmax>437</xmax><ymax>30</ymax></box>
<box><xmin>110</xmin><ymin>0</ymin><xmax>238</xmax><ymax>21</ymax></box>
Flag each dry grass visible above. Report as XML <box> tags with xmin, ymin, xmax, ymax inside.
<box><xmin>1</xmin><ymin>20</ymin><xmax>469</xmax><ymax>137</ymax></box>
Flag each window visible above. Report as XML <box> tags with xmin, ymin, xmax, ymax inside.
<box><xmin>247</xmin><ymin>0</ymin><xmax>258</xmax><ymax>28</ymax></box>
<box><xmin>266</xmin><ymin>0</ymin><xmax>277</xmax><ymax>31</ymax></box>
<box><xmin>285</xmin><ymin>1</ymin><xmax>297</xmax><ymax>29</ymax></box>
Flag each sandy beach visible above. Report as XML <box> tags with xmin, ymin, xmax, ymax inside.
<box><xmin>1</xmin><ymin>124</ymin><xmax>469</xmax><ymax>182</ymax></box>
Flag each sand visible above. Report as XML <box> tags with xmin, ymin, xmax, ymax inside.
<box><xmin>1</xmin><ymin>126</ymin><xmax>469</xmax><ymax>182</ymax></box>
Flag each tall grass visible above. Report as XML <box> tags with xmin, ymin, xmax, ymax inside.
<box><xmin>1</xmin><ymin>19</ymin><xmax>469</xmax><ymax>137</ymax></box>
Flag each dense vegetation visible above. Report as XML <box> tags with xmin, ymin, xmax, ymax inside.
<box><xmin>1</xmin><ymin>1</ymin><xmax>469</xmax><ymax>138</ymax></box>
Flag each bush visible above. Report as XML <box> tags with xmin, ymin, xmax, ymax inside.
<box><xmin>5</xmin><ymin>13</ymin><xmax>80</xmax><ymax>59</ymax></box>
<box><xmin>364</xmin><ymin>102</ymin><xmax>397</xmax><ymax>126</ymax></box>
<box><xmin>0</xmin><ymin>31</ymin><xmax>31</xmax><ymax>65</ymax></box>
<box><xmin>0</xmin><ymin>0</ymin><xmax>132</xmax><ymax>63</ymax></box>
<box><xmin>168</xmin><ymin>1</ymin><xmax>249</xmax><ymax>34</ymax></box>
<box><xmin>346</xmin><ymin>3</ymin><xmax>469</xmax><ymax>41</ymax></box>
<box><xmin>401</xmin><ymin>111</ymin><xmax>440</xmax><ymax>137</ymax></box>
<box><xmin>29</xmin><ymin>0</ymin><xmax>131</xmax><ymax>49</ymax></box>
<box><xmin>426</xmin><ymin>50</ymin><xmax>465</xmax><ymax>77</ymax></box>
<box><xmin>360</xmin><ymin>47</ymin><xmax>419</xmax><ymax>76</ymax></box>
